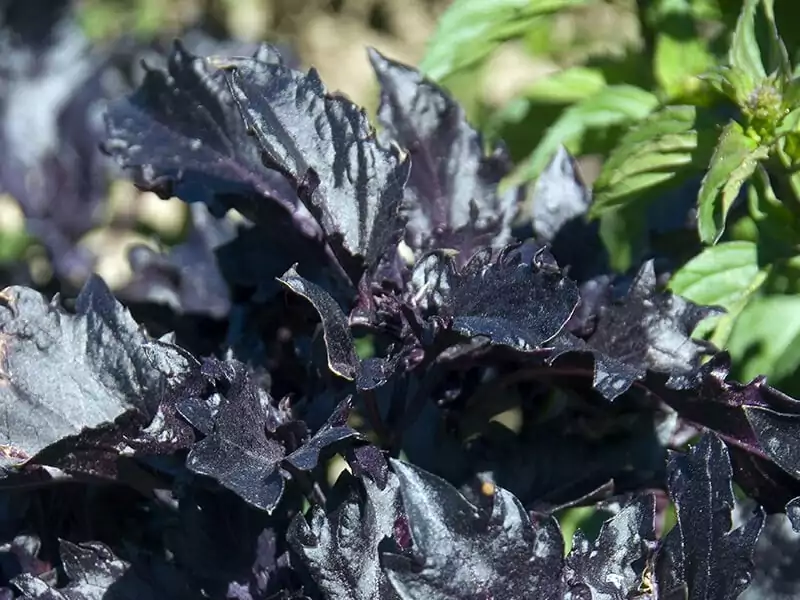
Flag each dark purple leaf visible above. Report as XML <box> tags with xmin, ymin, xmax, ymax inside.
<box><xmin>12</xmin><ymin>540</ymin><xmax>194</xmax><ymax>599</ymax></box>
<box><xmin>741</xmin><ymin>511</ymin><xmax>800</xmax><ymax>600</ymax></box>
<box><xmin>278</xmin><ymin>266</ymin><xmax>360</xmax><ymax>381</ymax></box>
<box><xmin>656</xmin><ymin>434</ymin><xmax>765</xmax><ymax>600</ymax></box>
<box><xmin>548</xmin><ymin>260</ymin><xmax>720</xmax><ymax>400</ymax></box>
<box><xmin>382</xmin><ymin>458</ymin><xmax>564</xmax><ymax>600</ymax></box>
<box><xmin>565</xmin><ymin>496</ymin><xmax>656</xmax><ymax>599</ymax></box>
<box><xmin>646</xmin><ymin>355</ymin><xmax>800</xmax><ymax>508</ymax></box>
<box><xmin>0</xmin><ymin>0</ymin><xmax>114</xmax><ymax>281</ymax></box>
<box><xmin>282</xmin><ymin>398</ymin><xmax>363</xmax><ymax>472</ymax></box>
<box><xmin>288</xmin><ymin>473</ymin><xmax>401</xmax><ymax>600</ymax></box>
<box><xmin>0</xmin><ymin>276</ymin><xmax>183</xmax><ymax>467</ymax></box>
<box><xmin>222</xmin><ymin>54</ymin><xmax>410</xmax><ymax>279</ymax></box>
<box><xmin>103</xmin><ymin>41</ymin><xmax>312</xmax><ymax>231</ymax></box>
<box><xmin>416</xmin><ymin>244</ymin><xmax>579</xmax><ymax>351</ymax></box>
<box><xmin>367</xmin><ymin>48</ymin><xmax>520</xmax><ymax>257</ymax></box>
<box><xmin>530</xmin><ymin>146</ymin><xmax>591</xmax><ymax>243</ymax></box>
<box><xmin>183</xmin><ymin>361</ymin><xmax>291</xmax><ymax>512</ymax></box>
<box><xmin>121</xmin><ymin>204</ymin><xmax>234</xmax><ymax>319</ymax></box>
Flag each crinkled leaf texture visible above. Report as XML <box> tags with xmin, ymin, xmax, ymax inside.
<box><xmin>380</xmin><ymin>457</ymin><xmax>657</xmax><ymax>600</ymax></box>
<box><xmin>550</xmin><ymin>260</ymin><xmax>720</xmax><ymax>400</ymax></box>
<box><xmin>181</xmin><ymin>358</ymin><xmax>362</xmax><ymax>512</ymax></box>
<box><xmin>0</xmin><ymin>276</ymin><xmax>178</xmax><ymax>469</ymax></box>
<box><xmin>368</xmin><ymin>48</ymin><xmax>519</xmax><ymax>258</ymax></box>
<box><xmin>648</xmin><ymin>354</ymin><xmax>800</xmax><ymax>511</ymax></box>
<box><xmin>104</xmin><ymin>41</ymin><xmax>305</xmax><ymax>220</ymax></box>
<box><xmin>12</xmin><ymin>540</ymin><xmax>194</xmax><ymax>599</ymax></box>
<box><xmin>223</xmin><ymin>54</ymin><xmax>410</xmax><ymax>277</ymax></box>
<box><xmin>288</xmin><ymin>472</ymin><xmax>401</xmax><ymax>600</ymax></box>
<box><xmin>655</xmin><ymin>434</ymin><xmax>765</xmax><ymax>599</ymax></box>
<box><xmin>411</xmin><ymin>243</ymin><xmax>580</xmax><ymax>351</ymax></box>
<box><xmin>183</xmin><ymin>365</ymin><xmax>289</xmax><ymax>513</ymax></box>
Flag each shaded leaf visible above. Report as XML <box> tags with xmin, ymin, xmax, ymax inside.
<box><xmin>278</xmin><ymin>266</ymin><xmax>359</xmax><ymax>381</ymax></box>
<box><xmin>12</xmin><ymin>540</ymin><xmax>194</xmax><ymax>599</ymax></box>
<box><xmin>282</xmin><ymin>398</ymin><xmax>363</xmax><ymax>472</ymax></box>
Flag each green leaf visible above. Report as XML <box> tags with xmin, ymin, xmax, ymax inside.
<box><xmin>702</xmin><ymin>66</ymin><xmax>758</xmax><ymax>106</ymax></box>
<box><xmin>775</xmin><ymin>106</ymin><xmax>800</xmax><ymax>138</ymax></box>
<box><xmin>697</xmin><ymin>121</ymin><xmax>769</xmax><ymax>244</ymax></box>
<box><xmin>668</xmin><ymin>241</ymin><xmax>767</xmax><ymax>309</ymax></box>
<box><xmin>760</xmin><ymin>0</ymin><xmax>792</xmax><ymax>79</ymax></box>
<box><xmin>654</xmin><ymin>33</ymin><xmax>715</xmax><ymax>99</ymax></box>
<box><xmin>508</xmin><ymin>85</ymin><xmax>659</xmax><ymax>186</ymax></box>
<box><xmin>728</xmin><ymin>0</ymin><xmax>765</xmax><ymax>88</ymax></box>
<box><xmin>727</xmin><ymin>294</ymin><xmax>800</xmax><ymax>384</ymax></box>
<box><xmin>419</xmin><ymin>0</ymin><xmax>590</xmax><ymax>81</ymax></box>
<box><xmin>598</xmin><ymin>204</ymin><xmax>647</xmax><ymax>273</ymax></box>
<box><xmin>520</xmin><ymin>67</ymin><xmax>606</xmax><ymax>104</ymax></box>
<box><xmin>590</xmin><ymin>106</ymin><xmax>707</xmax><ymax>217</ymax></box>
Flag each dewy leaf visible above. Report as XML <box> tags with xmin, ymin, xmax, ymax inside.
<box><xmin>367</xmin><ymin>48</ymin><xmax>519</xmax><ymax>255</ymax></box>
<box><xmin>728</xmin><ymin>0</ymin><xmax>766</xmax><ymax>89</ymax></box>
<box><xmin>510</xmin><ymin>85</ymin><xmax>659</xmax><ymax>186</ymax></box>
<box><xmin>591</xmin><ymin>105</ymin><xmax>706</xmax><ymax>217</ymax></box>
<box><xmin>0</xmin><ymin>276</ymin><xmax>173</xmax><ymax>465</ymax></box>
<box><xmin>659</xmin><ymin>434</ymin><xmax>765</xmax><ymax>600</ymax></box>
<box><xmin>726</xmin><ymin>295</ymin><xmax>800</xmax><ymax>385</ymax></box>
<box><xmin>697</xmin><ymin>121</ymin><xmax>768</xmax><ymax>244</ymax></box>
<box><xmin>382</xmin><ymin>458</ymin><xmax>565</xmax><ymax>599</ymax></box>
<box><xmin>223</xmin><ymin>58</ymin><xmax>410</xmax><ymax>277</ymax></box>
<box><xmin>103</xmin><ymin>41</ymin><xmax>306</xmax><ymax>223</ymax></box>
<box><xmin>432</xmin><ymin>244</ymin><xmax>580</xmax><ymax>351</ymax></box>
<box><xmin>419</xmin><ymin>0</ymin><xmax>590</xmax><ymax>82</ymax></box>
<box><xmin>288</xmin><ymin>473</ymin><xmax>401</xmax><ymax>600</ymax></box>
<box><xmin>278</xmin><ymin>266</ymin><xmax>360</xmax><ymax>381</ymax></box>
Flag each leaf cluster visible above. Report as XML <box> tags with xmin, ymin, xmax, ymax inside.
<box><xmin>1</xmin><ymin>0</ymin><xmax>800</xmax><ymax>598</ymax></box>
